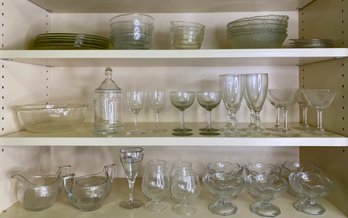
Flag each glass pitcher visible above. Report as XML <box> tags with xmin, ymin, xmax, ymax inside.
<box><xmin>94</xmin><ymin>67</ymin><xmax>123</xmax><ymax>134</ymax></box>
<box><xmin>63</xmin><ymin>164</ymin><xmax>116</xmax><ymax>211</ymax></box>
<box><xmin>10</xmin><ymin>165</ymin><xmax>71</xmax><ymax>211</ymax></box>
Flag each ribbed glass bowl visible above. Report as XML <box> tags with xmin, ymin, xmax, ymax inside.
<box><xmin>227</xmin><ymin>30</ymin><xmax>287</xmax><ymax>48</ymax></box>
<box><xmin>13</xmin><ymin>104</ymin><xmax>87</xmax><ymax>133</ymax></box>
<box><xmin>170</xmin><ymin>21</ymin><xmax>205</xmax><ymax>49</ymax></box>
<box><xmin>227</xmin><ymin>15</ymin><xmax>289</xmax><ymax>28</ymax></box>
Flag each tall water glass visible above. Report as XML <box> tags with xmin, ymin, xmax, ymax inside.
<box><xmin>119</xmin><ymin>147</ymin><xmax>144</xmax><ymax>209</ymax></box>
<box><xmin>219</xmin><ymin>74</ymin><xmax>245</xmax><ymax>136</ymax></box>
<box><xmin>142</xmin><ymin>159</ymin><xmax>170</xmax><ymax>212</ymax></box>
<box><xmin>245</xmin><ymin>73</ymin><xmax>268</xmax><ymax>135</ymax></box>
<box><xmin>148</xmin><ymin>91</ymin><xmax>166</xmax><ymax>132</ymax></box>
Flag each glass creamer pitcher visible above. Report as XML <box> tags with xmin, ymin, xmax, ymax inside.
<box><xmin>94</xmin><ymin>67</ymin><xmax>123</xmax><ymax>134</ymax></box>
<box><xmin>10</xmin><ymin>165</ymin><xmax>71</xmax><ymax>211</ymax></box>
<box><xmin>63</xmin><ymin>164</ymin><xmax>116</xmax><ymax>211</ymax></box>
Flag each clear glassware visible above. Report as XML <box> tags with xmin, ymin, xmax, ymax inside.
<box><xmin>247</xmin><ymin>174</ymin><xmax>288</xmax><ymax>217</ymax></box>
<box><xmin>148</xmin><ymin>90</ymin><xmax>167</xmax><ymax>132</ymax></box>
<box><xmin>142</xmin><ymin>159</ymin><xmax>170</xmax><ymax>212</ymax></box>
<box><xmin>10</xmin><ymin>165</ymin><xmax>71</xmax><ymax>211</ymax></box>
<box><xmin>63</xmin><ymin>164</ymin><xmax>116</xmax><ymax>211</ymax></box>
<box><xmin>171</xmin><ymin>168</ymin><xmax>200</xmax><ymax>215</ymax></box>
<box><xmin>245</xmin><ymin>162</ymin><xmax>281</xmax><ymax>177</ymax></box>
<box><xmin>196</xmin><ymin>91</ymin><xmax>221</xmax><ymax>135</ymax></box>
<box><xmin>267</xmin><ymin>97</ymin><xmax>281</xmax><ymax>132</ymax></box>
<box><xmin>203</xmin><ymin>162</ymin><xmax>244</xmax><ymax>216</ymax></box>
<box><xmin>119</xmin><ymin>147</ymin><xmax>144</xmax><ymax>209</ymax></box>
<box><xmin>289</xmin><ymin>171</ymin><xmax>333</xmax><ymax>215</ymax></box>
<box><xmin>268</xmin><ymin>89</ymin><xmax>300</xmax><ymax>136</ymax></box>
<box><xmin>170</xmin><ymin>161</ymin><xmax>193</xmax><ymax>202</ymax></box>
<box><xmin>94</xmin><ymin>67</ymin><xmax>123</xmax><ymax>134</ymax></box>
<box><xmin>126</xmin><ymin>91</ymin><xmax>146</xmax><ymax>135</ymax></box>
<box><xmin>245</xmin><ymin>73</ymin><xmax>269</xmax><ymax>136</ymax></box>
<box><xmin>219</xmin><ymin>74</ymin><xmax>246</xmax><ymax>136</ymax></box>
<box><xmin>170</xmin><ymin>91</ymin><xmax>195</xmax><ymax>136</ymax></box>
<box><xmin>302</xmin><ymin>89</ymin><xmax>336</xmax><ymax>135</ymax></box>
<box><xmin>244</xmin><ymin>90</ymin><xmax>256</xmax><ymax>129</ymax></box>
<box><xmin>295</xmin><ymin>90</ymin><xmax>310</xmax><ymax>130</ymax></box>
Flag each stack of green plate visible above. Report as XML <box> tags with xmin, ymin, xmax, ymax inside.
<box><xmin>32</xmin><ymin>33</ymin><xmax>110</xmax><ymax>50</ymax></box>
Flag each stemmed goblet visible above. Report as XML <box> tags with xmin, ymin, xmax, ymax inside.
<box><xmin>171</xmin><ymin>167</ymin><xmax>200</xmax><ymax>215</ymax></box>
<box><xmin>119</xmin><ymin>147</ymin><xmax>144</xmax><ymax>209</ymax></box>
<box><xmin>302</xmin><ymin>89</ymin><xmax>336</xmax><ymax>135</ymax></box>
<box><xmin>126</xmin><ymin>91</ymin><xmax>146</xmax><ymax>135</ymax></box>
<box><xmin>170</xmin><ymin>91</ymin><xmax>195</xmax><ymax>136</ymax></box>
<box><xmin>245</xmin><ymin>73</ymin><xmax>269</xmax><ymax>136</ymax></box>
<box><xmin>196</xmin><ymin>91</ymin><xmax>221</xmax><ymax>135</ymax></box>
<box><xmin>148</xmin><ymin>90</ymin><xmax>166</xmax><ymax>132</ymax></box>
<box><xmin>142</xmin><ymin>159</ymin><xmax>170</xmax><ymax>212</ymax></box>
<box><xmin>296</xmin><ymin>90</ymin><xmax>310</xmax><ymax>130</ymax></box>
<box><xmin>219</xmin><ymin>74</ymin><xmax>245</xmax><ymax>136</ymax></box>
<box><xmin>244</xmin><ymin>90</ymin><xmax>256</xmax><ymax>129</ymax></box>
<box><xmin>268</xmin><ymin>89</ymin><xmax>299</xmax><ymax>136</ymax></box>
<box><xmin>267</xmin><ymin>96</ymin><xmax>281</xmax><ymax>132</ymax></box>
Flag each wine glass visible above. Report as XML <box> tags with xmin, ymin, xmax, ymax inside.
<box><xmin>219</xmin><ymin>74</ymin><xmax>245</xmax><ymax>136</ymax></box>
<box><xmin>302</xmin><ymin>89</ymin><xmax>336</xmax><ymax>135</ymax></box>
<box><xmin>268</xmin><ymin>89</ymin><xmax>300</xmax><ymax>136</ymax></box>
<box><xmin>148</xmin><ymin>90</ymin><xmax>166</xmax><ymax>132</ymax></box>
<box><xmin>171</xmin><ymin>168</ymin><xmax>200</xmax><ymax>215</ymax></box>
<box><xmin>245</xmin><ymin>73</ymin><xmax>269</xmax><ymax>136</ymax></box>
<box><xmin>244</xmin><ymin>90</ymin><xmax>256</xmax><ymax>129</ymax></box>
<box><xmin>119</xmin><ymin>147</ymin><xmax>144</xmax><ymax>209</ymax></box>
<box><xmin>267</xmin><ymin>97</ymin><xmax>281</xmax><ymax>132</ymax></box>
<box><xmin>126</xmin><ymin>91</ymin><xmax>146</xmax><ymax>135</ymax></box>
<box><xmin>295</xmin><ymin>90</ymin><xmax>310</xmax><ymax>130</ymax></box>
<box><xmin>170</xmin><ymin>161</ymin><xmax>193</xmax><ymax>202</ymax></box>
<box><xmin>196</xmin><ymin>91</ymin><xmax>221</xmax><ymax>135</ymax></box>
<box><xmin>142</xmin><ymin>159</ymin><xmax>170</xmax><ymax>212</ymax></box>
<box><xmin>170</xmin><ymin>91</ymin><xmax>195</xmax><ymax>136</ymax></box>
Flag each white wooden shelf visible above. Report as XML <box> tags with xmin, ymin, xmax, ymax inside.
<box><xmin>1</xmin><ymin>178</ymin><xmax>346</xmax><ymax>218</ymax></box>
<box><xmin>1</xmin><ymin>49</ymin><xmax>348</xmax><ymax>67</ymax></box>
<box><xmin>28</xmin><ymin>0</ymin><xmax>314</xmax><ymax>13</ymax></box>
<box><xmin>1</xmin><ymin>123</ymin><xmax>347</xmax><ymax>147</ymax></box>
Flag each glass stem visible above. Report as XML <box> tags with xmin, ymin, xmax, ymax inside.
<box><xmin>317</xmin><ymin>109</ymin><xmax>324</xmax><ymax>132</ymax></box>
<box><xmin>255</xmin><ymin>111</ymin><xmax>261</xmax><ymax>130</ymax></box>
<box><xmin>155</xmin><ymin>112</ymin><xmax>160</xmax><ymax>129</ymax></box>
<box><xmin>302</xmin><ymin>106</ymin><xmax>309</xmax><ymax>127</ymax></box>
<box><xmin>134</xmin><ymin>113</ymin><xmax>139</xmax><ymax>130</ymax></box>
<box><xmin>207</xmin><ymin>110</ymin><xmax>212</xmax><ymax>130</ymax></box>
<box><xmin>227</xmin><ymin>111</ymin><xmax>237</xmax><ymax>130</ymax></box>
<box><xmin>179</xmin><ymin>110</ymin><xmax>185</xmax><ymax>130</ymax></box>
<box><xmin>128</xmin><ymin>180</ymin><xmax>135</xmax><ymax>205</ymax></box>
<box><xmin>283</xmin><ymin>109</ymin><xmax>289</xmax><ymax>132</ymax></box>
<box><xmin>248</xmin><ymin>108</ymin><xmax>255</xmax><ymax>128</ymax></box>
<box><xmin>275</xmin><ymin>107</ymin><xmax>280</xmax><ymax>127</ymax></box>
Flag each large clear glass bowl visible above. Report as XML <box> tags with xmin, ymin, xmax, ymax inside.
<box><xmin>13</xmin><ymin>104</ymin><xmax>87</xmax><ymax>133</ymax></box>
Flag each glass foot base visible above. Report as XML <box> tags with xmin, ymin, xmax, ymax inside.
<box><xmin>173</xmin><ymin>203</ymin><xmax>197</xmax><ymax>215</ymax></box>
<box><xmin>208</xmin><ymin>200</ymin><xmax>238</xmax><ymax>216</ymax></box>
<box><xmin>199</xmin><ymin>127</ymin><xmax>219</xmax><ymax>131</ymax></box>
<box><xmin>172</xmin><ymin>131</ymin><xmax>193</xmax><ymax>136</ymax></box>
<box><xmin>199</xmin><ymin>130</ymin><xmax>220</xmax><ymax>136</ymax></box>
<box><xmin>144</xmin><ymin>201</ymin><xmax>168</xmax><ymax>212</ymax></box>
<box><xmin>147</xmin><ymin>128</ymin><xmax>167</xmax><ymax>133</ymax></box>
<box><xmin>119</xmin><ymin>199</ymin><xmax>144</xmax><ymax>209</ymax></box>
<box><xmin>173</xmin><ymin>127</ymin><xmax>192</xmax><ymax>132</ymax></box>
<box><xmin>250</xmin><ymin>202</ymin><xmax>281</xmax><ymax>217</ymax></box>
<box><xmin>126</xmin><ymin>129</ymin><xmax>146</xmax><ymax>135</ymax></box>
<box><xmin>294</xmin><ymin>199</ymin><xmax>326</xmax><ymax>215</ymax></box>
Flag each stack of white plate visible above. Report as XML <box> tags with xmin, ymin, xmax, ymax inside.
<box><xmin>32</xmin><ymin>33</ymin><xmax>110</xmax><ymax>50</ymax></box>
<box><xmin>227</xmin><ymin>15</ymin><xmax>289</xmax><ymax>48</ymax></box>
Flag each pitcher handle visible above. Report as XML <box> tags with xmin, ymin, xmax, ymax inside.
<box><xmin>63</xmin><ymin>174</ymin><xmax>75</xmax><ymax>199</ymax></box>
<box><xmin>104</xmin><ymin>163</ymin><xmax>116</xmax><ymax>181</ymax></box>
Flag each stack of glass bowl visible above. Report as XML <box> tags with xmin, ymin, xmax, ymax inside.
<box><xmin>170</xmin><ymin>21</ymin><xmax>205</xmax><ymax>49</ymax></box>
<box><xmin>109</xmin><ymin>13</ymin><xmax>155</xmax><ymax>49</ymax></box>
<box><xmin>226</xmin><ymin>15</ymin><xmax>289</xmax><ymax>48</ymax></box>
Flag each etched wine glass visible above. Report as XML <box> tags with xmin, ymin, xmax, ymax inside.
<box><xmin>170</xmin><ymin>91</ymin><xmax>195</xmax><ymax>136</ymax></box>
<box><xmin>219</xmin><ymin>74</ymin><xmax>245</xmax><ymax>136</ymax></box>
<box><xmin>196</xmin><ymin>91</ymin><xmax>221</xmax><ymax>135</ymax></box>
<box><xmin>302</xmin><ymin>89</ymin><xmax>336</xmax><ymax>135</ymax></box>
<box><xmin>268</xmin><ymin>89</ymin><xmax>299</xmax><ymax>136</ymax></box>
<box><xmin>148</xmin><ymin>90</ymin><xmax>166</xmax><ymax>132</ymax></box>
<box><xmin>171</xmin><ymin>168</ymin><xmax>200</xmax><ymax>215</ymax></box>
<box><xmin>245</xmin><ymin>73</ymin><xmax>269</xmax><ymax>136</ymax></box>
<box><xmin>119</xmin><ymin>147</ymin><xmax>144</xmax><ymax>209</ymax></box>
<box><xmin>126</xmin><ymin>91</ymin><xmax>146</xmax><ymax>135</ymax></box>
<box><xmin>142</xmin><ymin>159</ymin><xmax>170</xmax><ymax>212</ymax></box>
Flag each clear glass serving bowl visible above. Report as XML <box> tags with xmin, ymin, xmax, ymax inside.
<box><xmin>13</xmin><ymin>104</ymin><xmax>87</xmax><ymax>133</ymax></box>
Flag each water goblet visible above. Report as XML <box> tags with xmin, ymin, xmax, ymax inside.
<box><xmin>148</xmin><ymin>90</ymin><xmax>166</xmax><ymax>132</ymax></box>
<box><xmin>170</xmin><ymin>91</ymin><xmax>195</xmax><ymax>136</ymax></box>
<box><xmin>126</xmin><ymin>91</ymin><xmax>146</xmax><ymax>135</ymax></box>
<box><xmin>142</xmin><ymin>159</ymin><xmax>170</xmax><ymax>212</ymax></box>
<box><xmin>196</xmin><ymin>91</ymin><xmax>221</xmax><ymax>135</ymax></box>
<box><xmin>119</xmin><ymin>147</ymin><xmax>144</xmax><ymax>209</ymax></box>
<box><xmin>268</xmin><ymin>89</ymin><xmax>299</xmax><ymax>136</ymax></box>
<box><xmin>219</xmin><ymin>74</ymin><xmax>245</xmax><ymax>136</ymax></box>
<box><xmin>244</xmin><ymin>90</ymin><xmax>256</xmax><ymax>129</ymax></box>
<box><xmin>247</xmin><ymin>174</ymin><xmax>287</xmax><ymax>217</ymax></box>
<box><xmin>171</xmin><ymin>168</ymin><xmax>200</xmax><ymax>215</ymax></box>
<box><xmin>289</xmin><ymin>171</ymin><xmax>333</xmax><ymax>215</ymax></box>
<box><xmin>302</xmin><ymin>89</ymin><xmax>336</xmax><ymax>135</ymax></box>
<box><xmin>245</xmin><ymin>73</ymin><xmax>269</xmax><ymax>136</ymax></box>
<box><xmin>170</xmin><ymin>161</ymin><xmax>193</xmax><ymax>202</ymax></box>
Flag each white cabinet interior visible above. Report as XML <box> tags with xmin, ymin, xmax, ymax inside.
<box><xmin>0</xmin><ymin>0</ymin><xmax>347</xmax><ymax>217</ymax></box>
